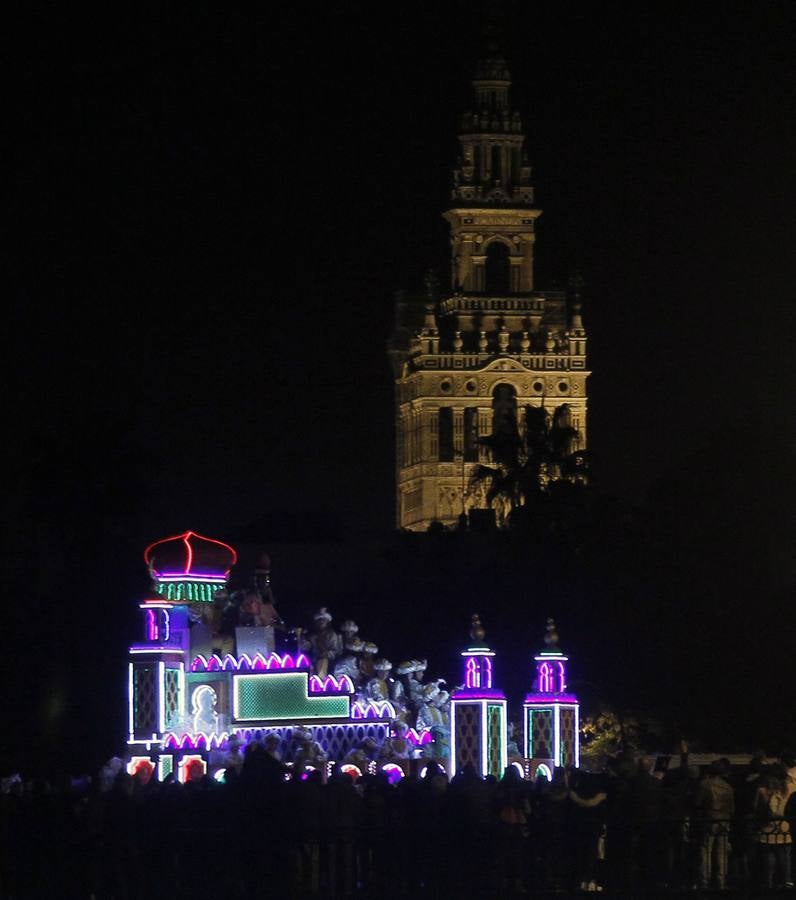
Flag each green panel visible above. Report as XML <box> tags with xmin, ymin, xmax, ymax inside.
<box><xmin>487</xmin><ymin>703</ymin><xmax>504</xmax><ymax>778</ymax></box>
<box><xmin>234</xmin><ymin>672</ymin><xmax>349</xmax><ymax>721</ymax></box>
<box><xmin>528</xmin><ymin>707</ymin><xmax>553</xmax><ymax>759</ymax></box>
<box><xmin>158</xmin><ymin>755</ymin><xmax>174</xmax><ymax>781</ymax></box>
<box><xmin>165</xmin><ymin>668</ymin><xmax>180</xmax><ymax>729</ymax></box>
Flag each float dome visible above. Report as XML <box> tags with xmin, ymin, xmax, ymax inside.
<box><xmin>144</xmin><ymin>530</ymin><xmax>237</xmax><ymax>579</ymax></box>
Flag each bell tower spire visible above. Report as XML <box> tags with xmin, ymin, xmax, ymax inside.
<box><xmin>446</xmin><ymin>32</ymin><xmax>539</xmax><ymax>295</ymax></box>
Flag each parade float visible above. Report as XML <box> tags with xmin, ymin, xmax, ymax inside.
<box><xmin>126</xmin><ymin>530</ymin><xmax>578</xmax><ymax>783</ymax></box>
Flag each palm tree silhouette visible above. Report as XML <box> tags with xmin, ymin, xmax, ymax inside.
<box><xmin>469</xmin><ymin>402</ymin><xmax>590</xmax><ymax>525</ymax></box>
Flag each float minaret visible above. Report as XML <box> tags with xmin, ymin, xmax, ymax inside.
<box><xmin>127</xmin><ymin>531</ymin><xmax>236</xmax><ymax>764</ymax></box>
<box><xmin>450</xmin><ymin>614</ymin><xmax>507</xmax><ymax>778</ymax></box>
<box><xmin>523</xmin><ymin>618</ymin><xmax>580</xmax><ymax>771</ymax></box>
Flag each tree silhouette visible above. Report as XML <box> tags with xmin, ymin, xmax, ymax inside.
<box><xmin>469</xmin><ymin>402</ymin><xmax>590</xmax><ymax>525</ymax></box>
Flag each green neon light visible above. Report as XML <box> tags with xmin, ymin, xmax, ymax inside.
<box><xmin>233</xmin><ymin>673</ymin><xmax>350</xmax><ymax>722</ymax></box>
<box><xmin>158</xmin><ymin>755</ymin><xmax>174</xmax><ymax>780</ymax></box>
<box><xmin>487</xmin><ymin>703</ymin><xmax>504</xmax><ymax>778</ymax></box>
<box><xmin>162</xmin><ymin>582</ymin><xmax>219</xmax><ymax>602</ymax></box>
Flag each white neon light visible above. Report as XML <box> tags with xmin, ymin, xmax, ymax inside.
<box><xmin>128</xmin><ymin>662</ymin><xmax>134</xmax><ymax>738</ymax></box>
<box><xmin>138</xmin><ymin>602</ymin><xmax>174</xmax><ymax>609</ymax></box>
<box><xmin>574</xmin><ymin>703</ymin><xmax>580</xmax><ymax>768</ymax></box>
<box><xmin>449</xmin><ymin>700</ymin><xmax>458</xmax><ymax>779</ymax></box>
<box><xmin>481</xmin><ymin>703</ymin><xmax>488</xmax><ymax>777</ymax></box>
<box><xmin>554</xmin><ymin>705</ymin><xmax>561</xmax><ymax>767</ymax></box>
<box><xmin>178</xmin><ymin>662</ymin><xmax>186</xmax><ymax>720</ymax></box>
<box><xmin>499</xmin><ymin>701</ymin><xmax>508</xmax><ymax>774</ymax></box>
<box><xmin>461</xmin><ymin>649</ymin><xmax>496</xmax><ymax>656</ymax></box>
<box><xmin>129</xmin><ymin>647</ymin><xmax>184</xmax><ymax>655</ymax></box>
<box><xmin>158</xmin><ymin>662</ymin><xmax>166</xmax><ymax>734</ymax></box>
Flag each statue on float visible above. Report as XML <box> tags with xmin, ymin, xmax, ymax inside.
<box><xmin>359</xmin><ymin>641</ymin><xmax>379</xmax><ymax>681</ymax></box>
<box><xmin>300</xmin><ymin>607</ymin><xmax>342</xmax><ymax>677</ymax></box>
<box><xmin>425</xmin><ymin>724</ymin><xmax>450</xmax><ymax>761</ymax></box>
<box><xmin>379</xmin><ymin>721</ymin><xmax>412</xmax><ymax>762</ymax></box>
<box><xmin>334</xmin><ymin>627</ymin><xmax>364</xmax><ymax>683</ymax></box>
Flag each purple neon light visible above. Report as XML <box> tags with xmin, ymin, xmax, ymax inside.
<box><xmin>156</xmin><ymin>573</ymin><xmax>228</xmax><ymax>583</ymax></box>
<box><xmin>163</xmin><ymin>731</ymin><xmax>230</xmax><ymax>750</ymax></box>
<box><xmin>483</xmin><ymin>655</ymin><xmax>493</xmax><ymax>689</ymax></box>
<box><xmin>190</xmin><ymin>652</ymin><xmax>311</xmax><ymax>673</ymax></box>
<box><xmin>465</xmin><ymin>656</ymin><xmax>479</xmax><ymax>689</ymax></box>
<box><xmin>452</xmin><ymin>687</ymin><xmax>506</xmax><ymax>700</ymax></box>
<box><xmin>524</xmin><ymin>693</ymin><xmax>579</xmax><ymax>704</ymax></box>
<box><xmin>405</xmin><ymin>728</ymin><xmax>434</xmax><ymax>747</ymax></box>
<box><xmin>351</xmin><ymin>699</ymin><xmax>396</xmax><ymax>720</ymax></box>
<box><xmin>382</xmin><ymin>763</ymin><xmax>405</xmax><ymax>784</ymax></box>
<box><xmin>536</xmin><ymin>658</ymin><xmax>567</xmax><ymax>693</ymax></box>
<box><xmin>146</xmin><ymin>609</ymin><xmax>158</xmax><ymax>641</ymax></box>
<box><xmin>308</xmin><ymin>674</ymin><xmax>355</xmax><ymax>694</ymax></box>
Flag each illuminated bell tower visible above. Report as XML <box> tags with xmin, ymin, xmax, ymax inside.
<box><xmin>523</xmin><ymin>618</ymin><xmax>580</xmax><ymax>769</ymax></box>
<box><xmin>390</xmin><ymin>36</ymin><xmax>590</xmax><ymax>530</ymax></box>
<box><xmin>450</xmin><ymin>614</ymin><xmax>507</xmax><ymax>778</ymax></box>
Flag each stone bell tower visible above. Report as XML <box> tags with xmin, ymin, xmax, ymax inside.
<box><xmin>389</xmin><ymin>36</ymin><xmax>590</xmax><ymax>531</ymax></box>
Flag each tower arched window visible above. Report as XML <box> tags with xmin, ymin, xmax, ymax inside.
<box><xmin>491</xmin><ymin>144</ymin><xmax>502</xmax><ymax>181</ymax></box>
<box><xmin>485</xmin><ymin>241</ymin><xmax>510</xmax><ymax>295</ymax></box>
<box><xmin>492</xmin><ymin>384</ymin><xmax>517</xmax><ymax>436</ymax></box>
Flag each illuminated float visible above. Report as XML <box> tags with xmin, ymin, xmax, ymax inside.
<box><xmin>126</xmin><ymin>532</ymin><xmax>579</xmax><ymax>782</ymax></box>
<box><xmin>127</xmin><ymin>531</ymin><xmax>448</xmax><ymax>781</ymax></box>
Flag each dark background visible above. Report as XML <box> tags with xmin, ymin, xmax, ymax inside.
<box><xmin>5</xmin><ymin>3</ymin><xmax>795</xmax><ymax>776</ymax></box>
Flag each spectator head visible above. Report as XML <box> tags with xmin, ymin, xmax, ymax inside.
<box><xmin>502</xmin><ymin>765</ymin><xmax>520</xmax><ymax>782</ymax></box>
<box><xmin>710</xmin><ymin>758</ymin><xmax>731</xmax><ymax>778</ymax></box>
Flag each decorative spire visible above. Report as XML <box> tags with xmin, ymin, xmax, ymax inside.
<box><xmin>451</xmin><ymin>21</ymin><xmax>534</xmax><ymax>208</ymax></box>
<box><xmin>543</xmin><ymin>617</ymin><xmax>560</xmax><ymax>653</ymax></box>
<box><xmin>470</xmin><ymin>613</ymin><xmax>486</xmax><ymax>644</ymax></box>
<box><xmin>424</xmin><ymin>269</ymin><xmax>439</xmax><ymax>302</ymax></box>
<box><xmin>568</xmin><ymin>272</ymin><xmax>585</xmax><ymax>334</ymax></box>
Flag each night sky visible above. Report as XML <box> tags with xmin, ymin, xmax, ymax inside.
<box><xmin>7</xmin><ymin>3</ymin><xmax>795</xmax><ymax>773</ymax></box>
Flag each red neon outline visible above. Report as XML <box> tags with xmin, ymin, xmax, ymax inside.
<box><xmin>144</xmin><ymin>530</ymin><xmax>238</xmax><ymax>576</ymax></box>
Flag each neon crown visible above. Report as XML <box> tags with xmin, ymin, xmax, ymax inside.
<box><xmin>145</xmin><ymin>530</ymin><xmax>237</xmax><ymax>579</ymax></box>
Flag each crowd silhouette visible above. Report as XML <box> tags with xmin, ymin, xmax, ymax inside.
<box><xmin>1</xmin><ymin>746</ymin><xmax>794</xmax><ymax>898</ymax></box>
